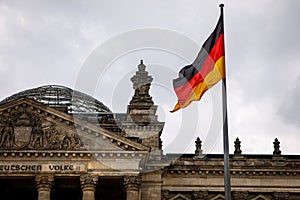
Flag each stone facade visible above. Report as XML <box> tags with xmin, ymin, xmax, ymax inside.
<box><xmin>0</xmin><ymin>61</ymin><xmax>299</xmax><ymax>199</ymax></box>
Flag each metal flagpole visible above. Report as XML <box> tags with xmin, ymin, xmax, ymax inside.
<box><xmin>219</xmin><ymin>4</ymin><xmax>232</xmax><ymax>200</ymax></box>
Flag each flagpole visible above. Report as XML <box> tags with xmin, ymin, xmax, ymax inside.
<box><xmin>219</xmin><ymin>4</ymin><xmax>232</xmax><ymax>200</ymax></box>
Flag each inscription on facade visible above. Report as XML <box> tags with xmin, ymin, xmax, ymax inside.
<box><xmin>0</xmin><ymin>164</ymin><xmax>41</xmax><ymax>171</ymax></box>
<box><xmin>0</xmin><ymin>164</ymin><xmax>85</xmax><ymax>172</ymax></box>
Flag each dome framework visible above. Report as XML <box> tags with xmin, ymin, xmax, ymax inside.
<box><xmin>0</xmin><ymin>85</ymin><xmax>111</xmax><ymax>113</ymax></box>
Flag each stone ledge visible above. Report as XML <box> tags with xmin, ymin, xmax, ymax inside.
<box><xmin>165</xmin><ymin>169</ymin><xmax>300</xmax><ymax>177</ymax></box>
<box><xmin>0</xmin><ymin>150</ymin><xmax>148</xmax><ymax>159</ymax></box>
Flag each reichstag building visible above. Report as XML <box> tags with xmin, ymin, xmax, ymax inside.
<box><xmin>0</xmin><ymin>61</ymin><xmax>299</xmax><ymax>200</ymax></box>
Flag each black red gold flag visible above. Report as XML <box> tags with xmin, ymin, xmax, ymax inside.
<box><xmin>171</xmin><ymin>13</ymin><xmax>225</xmax><ymax>112</ymax></box>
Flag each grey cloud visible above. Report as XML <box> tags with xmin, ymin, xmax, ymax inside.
<box><xmin>278</xmin><ymin>75</ymin><xmax>300</xmax><ymax>127</ymax></box>
<box><xmin>0</xmin><ymin>0</ymin><xmax>299</xmax><ymax>153</ymax></box>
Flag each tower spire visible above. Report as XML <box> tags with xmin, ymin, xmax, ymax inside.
<box><xmin>129</xmin><ymin>60</ymin><xmax>154</xmax><ymax>106</ymax></box>
<box><xmin>127</xmin><ymin>61</ymin><xmax>158</xmax><ymax>125</ymax></box>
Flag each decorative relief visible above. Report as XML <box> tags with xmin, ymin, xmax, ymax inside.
<box><xmin>0</xmin><ymin>109</ymin><xmax>84</xmax><ymax>150</ymax></box>
<box><xmin>273</xmin><ymin>192</ymin><xmax>289</xmax><ymax>200</ymax></box>
<box><xmin>193</xmin><ymin>190</ymin><xmax>208</xmax><ymax>200</ymax></box>
<box><xmin>233</xmin><ymin>191</ymin><xmax>248</xmax><ymax>200</ymax></box>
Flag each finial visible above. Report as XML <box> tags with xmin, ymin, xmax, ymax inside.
<box><xmin>273</xmin><ymin>138</ymin><xmax>281</xmax><ymax>156</ymax></box>
<box><xmin>219</xmin><ymin>3</ymin><xmax>224</xmax><ymax>14</ymax></box>
<box><xmin>138</xmin><ymin>60</ymin><xmax>146</xmax><ymax>72</ymax></box>
<box><xmin>195</xmin><ymin>137</ymin><xmax>203</xmax><ymax>157</ymax></box>
<box><xmin>234</xmin><ymin>137</ymin><xmax>242</xmax><ymax>155</ymax></box>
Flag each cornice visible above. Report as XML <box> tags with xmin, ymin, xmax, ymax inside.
<box><xmin>0</xmin><ymin>150</ymin><xmax>148</xmax><ymax>159</ymax></box>
<box><xmin>164</xmin><ymin>168</ymin><xmax>300</xmax><ymax>177</ymax></box>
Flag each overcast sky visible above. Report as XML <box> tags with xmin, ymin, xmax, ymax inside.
<box><xmin>0</xmin><ymin>0</ymin><xmax>299</xmax><ymax>155</ymax></box>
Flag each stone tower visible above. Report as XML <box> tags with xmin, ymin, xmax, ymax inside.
<box><xmin>122</xmin><ymin>60</ymin><xmax>165</xmax><ymax>153</ymax></box>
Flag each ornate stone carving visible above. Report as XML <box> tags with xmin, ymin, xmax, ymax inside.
<box><xmin>192</xmin><ymin>190</ymin><xmax>208</xmax><ymax>200</ymax></box>
<box><xmin>232</xmin><ymin>191</ymin><xmax>248</xmax><ymax>200</ymax></box>
<box><xmin>273</xmin><ymin>138</ymin><xmax>281</xmax><ymax>156</ymax></box>
<box><xmin>162</xmin><ymin>190</ymin><xmax>170</xmax><ymax>200</ymax></box>
<box><xmin>0</xmin><ymin>110</ymin><xmax>38</xmax><ymax>149</ymax></box>
<box><xmin>234</xmin><ymin>137</ymin><xmax>242</xmax><ymax>155</ymax></box>
<box><xmin>80</xmin><ymin>174</ymin><xmax>98</xmax><ymax>190</ymax></box>
<box><xmin>126</xmin><ymin>60</ymin><xmax>161</xmax><ymax>127</ymax></box>
<box><xmin>35</xmin><ymin>174</ymin><xmax>54</xmax><ymax>191</ymax></box>
<box><xmin>0</xmin><ymin>109</ymin><xmax>84</xmax><ymax>150</ymax></box>
<box><xmin>123</xmin><ymin>175</ymin><xmax>141</xmax><ymax>191</ymax></box>
<box><xmin>194</xmin><ymin>137</ymin><xmax>203</xmax><ymax>157</ymax></box>
<box><xmin>0</xmin><ymin>119</ymin><xmax>14</xmax><ymax>148</ymax></box>
<box><xmin>80</xmin><ymin>174</ymin><xmax>98</xmax><ymax>200</ymax></box>
<box><xmin>274</xmin><ymin>192</ymin><xmax>289</xmax><ymax>200</ymax></box>
<box><xmin>42</xmin><ymin>122</ymin><xmax>83</xmax><ymax>150</ymax></box>
<box><xmin>129</xmin><ymin>60</ymin><xmax>154</xmax><ymax>106</ymax></box>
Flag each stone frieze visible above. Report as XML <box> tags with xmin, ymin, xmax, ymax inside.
<box><xmin>0</xmin><ymin>107</ymin><xmax>83</xmax><ymax>150</ymax></box>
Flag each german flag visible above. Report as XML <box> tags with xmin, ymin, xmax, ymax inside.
<box><xmin>171</xmin><ymin>13</ymin><xmax>225</xmax><ymax>112</ymax></box>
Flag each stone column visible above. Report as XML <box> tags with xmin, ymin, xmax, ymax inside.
<box><xmin>124</xmin><ymin>175</ymin><xmax>141</xmax><ymax>200</ymax></box>
<box><xmin>35</xmin><ymin>174</ymin><xmax>54</xmax><ymax>200</ymax></box>
<box><xmin>80</xmin><ymin>174</ymin><xmax>98</xmax><ymax>200</ymax></box>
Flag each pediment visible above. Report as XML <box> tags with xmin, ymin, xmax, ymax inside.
<box><xmin>0</xmin><ymin>98</ymin><xmax>149</xmax><ymax>152</ymax></box>
<box><xmin>251</xmin><ymin>195</ymin><xmax>269</xmax><ymax>200</ymax></box>
<box><xmin>210</xmin><ymin>194</ymin><xmax>225</xmax><ymax>200</ymax></box>
<box><xmin>169</xmin><ymin>194</ymin><xmax>190</xmax><ymax>200</ymax></box>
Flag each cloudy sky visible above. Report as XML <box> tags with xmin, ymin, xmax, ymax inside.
<box><xmin>0</xmin><ymin>0</ymin><xmax>299</xmax><ymax>155</ymax></box>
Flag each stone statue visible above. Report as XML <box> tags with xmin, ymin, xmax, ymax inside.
<box><xmin>29</xmin><ymin>123</ymin><xmax>44</xmax><ymax>149</ymax></box>
<box><xmin>0</xmin><ymin>121</ymin><xmax>14</xmax><ymax>148</ymax></box>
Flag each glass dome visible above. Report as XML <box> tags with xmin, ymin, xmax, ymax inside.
<box><xmin>0</xmin><ymin>85</ymin><xmax>111</xmax><ymax>113</ymax></box>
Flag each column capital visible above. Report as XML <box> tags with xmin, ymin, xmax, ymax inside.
<box><xmin>35</xmin><ymin>174</ymin><xmax>54</xmax><ymax>191</ymax></box>
<box><xmin>124</xmin><ymin>175</ymin><xmax>141</xmax><ymax>191</ymax></box>
<box><xmin>80</xmin><ymin>174</ymin><xmax>98</xmax><ymax>191</ymax></box>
